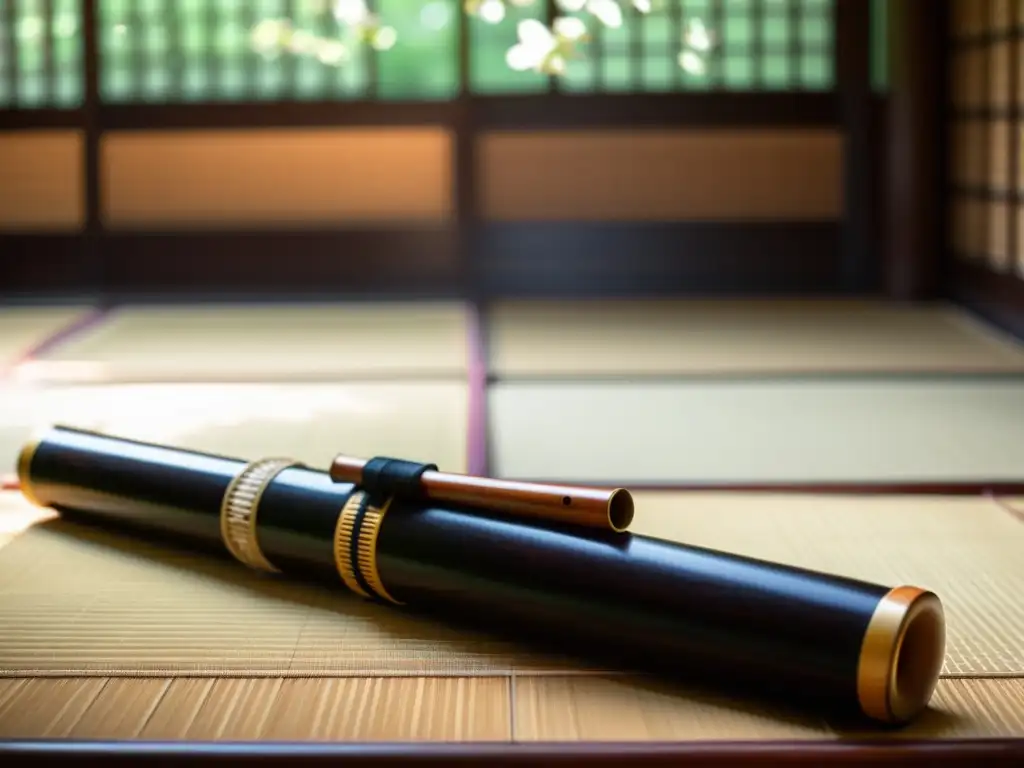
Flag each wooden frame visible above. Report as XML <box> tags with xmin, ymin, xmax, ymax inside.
<box><xmin>0</xmin><ymin>0</ymin><xmax>870</xmax><ymax>302</ymax></box>
<box><xmin>953</xmin><ymin>259</ymin><xmax>1024</xmax><ymax>339</ymax></box>
<box><xmin>945</xmin><ymin>0</ymin><xmax>1024</xmax><ymax>338</ymax></box>
<box><xmin>1</xmin><ymin>739</ymin><xmax>1023</xmax><ymax>766</ymax></box>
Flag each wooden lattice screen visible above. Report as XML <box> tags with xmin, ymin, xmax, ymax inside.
<box><xmin>950</xmin><ymin>0</ymin><xmax>1022</xmax><ymax>280</ymax></box>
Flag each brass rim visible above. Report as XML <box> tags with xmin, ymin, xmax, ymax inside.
<box><xmin>219</xmin><ymin>457</ymin><xmax>299</xmax><ymax>573</ymax></box>
<box><xmin>856</xmin><ymin>586</ymin><xmax>946</xmax><ymax>724</ymax></box>
<box><xmin>607</xmin><ymin>489</ymin><xmax>634</xmax><ymax>532</ymax></box>
<box><xmin>15</xmin><ymin>427</ymin><xmax>54</xmax><ymax>508</ymax></box>
<box><xmin>333</xmin><ymin>491</ymin><xmax>372</xmax><ymax>599</ymax></box>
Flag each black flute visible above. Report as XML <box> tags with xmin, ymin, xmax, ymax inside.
<box><xmin>16</xmin><ymin>425</ymin><xmax>946</xmax><ymax>726</ymax></box>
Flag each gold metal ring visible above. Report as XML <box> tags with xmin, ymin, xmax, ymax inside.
<box><xmin>333</xmin><ymin>490</ymin><xmax>372</xmax><ymax>599</ymax></box>
<box><xmin>856</xmin><ymin>586</ymin><xmax>946</xmax><ymax>724</ymax></box>
<box><xmin>15</xmin><ymin>432</ymin><xmax>47</xmax><ymax>508</ymax></box>
<box><xmin>356</xmin><ymin>495</ymin><xmax>403</xmax><ymax>605</ymax></box>
<box><xmin>219</xmin><ymin>457</ymin><xmax>299</xmax><ymax>573</ymax></box>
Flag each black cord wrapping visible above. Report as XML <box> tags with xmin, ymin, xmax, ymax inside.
<box><xmin>358</xmin><ymin>457</ymin><xmax>438</xmax><ymax>500</ymax></box>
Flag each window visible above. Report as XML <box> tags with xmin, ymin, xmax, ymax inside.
<box><xmin>948</xmin><ymin>0</ymin><xmax>1022</xmax><ymax>276</ymax></box>
<box><xmin>98</xmin><ymin>0</ymin><xmax>460</xmax><ymax>102</ymax></box>
<box><xmin>1</xmin><ymin>0</ymin><xmax>836</xmax><ymax>107</ymax></box>
<box><xmin>0</xmin><ymin>0</ymin><xmax>84</xmax><ymax>108</ymax></box>
<box><xmin>470</xmin><ymin>0</ymin><xmax>548</xmax><ymax>93</ymax></box>
<box><xmin>551</xmin><ymin>0</ymin><xmax>835</xmax><ymax>94</ymax></box>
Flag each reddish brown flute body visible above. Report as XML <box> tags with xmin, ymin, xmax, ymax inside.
<box><xmin>329</xmin><ymin>456</ymin><xmax>635</xmax><ymax>533</ymax></box>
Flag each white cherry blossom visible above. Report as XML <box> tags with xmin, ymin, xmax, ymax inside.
<box><xmin>679</xmin><ymin>50</ymin><xmax>705</xmax><ymax>75</ymax></box>
<box><xmin>243</xmin><ymin>1</ymin><xmax>708</xmax><ymax>78</ymax></box>
<box><xmin>465</xmin><ymin>0</ymin><xmax>538</xmax><ymax>24</ymax></box>
<box><xmin>333</xmin><ymin>0</ymin><xmax>371</xmax><ymax>26</ymax></box>
<box><xmin>250</xmin><ymin>19</ymin><xmax>291</xmax><ymax>57</ymax></box>
<box><xmin>334</xmin><ymin>0</ymin><xmax>397</xmax><ymax>50</ymax></box>
<box><xmin>316</xmin><ymin>39</ymin><xmax>350</xmax><ymax>65</ymax></box>
<box><xmin>683</xmin><ymin>18</ymin><xmax>712</xmax><ymax>52</ymax></box>
<box><xmin>556</xmin><ymin>0</ymin><xmax>651</xmax><ymax>28</ymax></box>
<box><xmin>506</xmin><ymin>16</ymin><xmax>587</xmax><ymax>75</ymax></box>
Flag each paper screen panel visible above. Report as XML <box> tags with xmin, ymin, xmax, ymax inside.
<box><xmin>0</xmin><ymin>132</ymin><xmax>84</xmax><ymax>231</ymax></box>
<box><xmin>949</xmin><ymin>0</ymin><xmax>1023</xmax><ymax>276</ymax></box>
<box><xmin>951</xmin><ymin>121</ymin><xmax>987</xmax><ymax>188</ymax></box>
<box><xmin>1016</xmin><ymin>0</ymin><xmax>1024</xmax><ymax>278</ymax></box>
<box><xmin>101</xmin><ymin>129</ymin><xmax>452</xmax><ymax>228</ymax></box>
<box><xmin>951</xmin><ymin>198</ymin><xmax>988</xmax><ymax>259</ymax></box>
<box><xmin>478</xmin><ymin>130</ymin><xmax>842</xmax><ymax>221</ymax></box>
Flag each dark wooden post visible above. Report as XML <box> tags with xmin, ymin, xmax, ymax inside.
<box><xmin>835</xmin><ymin>0</ymin><xmax>875</xmax><ymax>293</ymax></box>
<box><xmin>83</xmin><ymin>0</ymin><xmax>103</xmax><ymax>300</ymax></box>
<box><xmin>883</xmin><ymin>0</ymin><xmax>948</xmax><ymax>300</ymax></box>
<box><xmin>454</xmin><ymin>2</ymin><xmax>476</xmax><ymax>298</ymax></box>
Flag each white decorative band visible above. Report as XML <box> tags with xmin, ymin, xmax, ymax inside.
<box><xmin>220</xmin><ymin>457</ymin><xmax>298</xmax><ymax>573</ymax></box>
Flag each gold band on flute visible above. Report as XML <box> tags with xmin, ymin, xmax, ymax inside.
<box><xmin>333</xmin><ymin>491</ymin><xmax>373</xmax><ymax>599</ymax></box>
<box><xmin>15</xmin><ymin>431</ymin><xmax>46</xmax><ymax>509</ymax></box>
<box><xmin>330</xmin><ymin>455</ymin><xmax>634</xmax><ymax>533</ymax></box>
<box><xmin>856</xmin><ymin>587</ymin><xmax>946</xmax><ymax>724</ymax></box>
<box><xmin>220</xmin><ymin>457</ymin><xmax>300</xmax><ymax>573</ymax></box>
<box><xmin>355</xmin><ymin>494</ymin><xmax>403</xmax><ymax>606</ymax></box>
<box><xmin>333</xmin><ymin>489</ymin><xmax>402</xmax><ymax>605</ymax></box>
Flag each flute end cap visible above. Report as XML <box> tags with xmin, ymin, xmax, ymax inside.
<box><xmin>16</xmin><ymin>425</ymin><xmax>55</xmax><ymax>508</ymax></box>
<box><xmin>607</xmin><ymin>489</ymin><xmax>634</xmax><ymax>532</ymax></box>
<box><xmin>857</xmin><ymin>586</ymin><xmax>946</xmax><ymax>726</ymax></box>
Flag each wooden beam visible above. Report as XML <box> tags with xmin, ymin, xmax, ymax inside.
<box><xmin>883</xmin><ymin>0</ymin><xmax>948</xmax><ymax>300</ymax></box>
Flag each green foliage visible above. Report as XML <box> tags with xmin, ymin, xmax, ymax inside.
<box><xmin>0</xmin><ymin>0</ymin><xmax>83</xmax><ymax>107</ymax></box>
<box><xmin>0</xmin><ymin>0</ymin><xmax>835</xmax><ymax>108</ymax></box>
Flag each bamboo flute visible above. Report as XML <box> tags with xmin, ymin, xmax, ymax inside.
<box><xmin>16</xmin><ymin>425</ymin><xmax>946</xmax><ymax>727</ymax></box>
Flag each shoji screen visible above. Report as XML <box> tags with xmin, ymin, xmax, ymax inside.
<box><xmin>949</xmin><ymin>0</ymin><xmax>1022</xmax><ymax>279</ymax></box>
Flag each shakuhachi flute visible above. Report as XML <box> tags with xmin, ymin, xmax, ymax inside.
<box><xmin>16</xmin><ymin>425</ymin><xmax>946</xmax><ymax>726</ymax></box>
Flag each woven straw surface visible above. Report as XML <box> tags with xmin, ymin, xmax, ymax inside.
<box><xmin>490</xmin><ymin>379</ymin><xmax>1024</xmax><ymax>483</ymax></box>
<box><xmin>0</xmin><ymin>307</ymin><xmax>93</xmax><ymax>366</ymax></box>
<box><xmin>1</xmin><ymin>491</ymin><xmax>1022</xmax><ymax>741</ymax></box>
<box><xmin>489</xmin><ymin>299</ymin><xmax>1024</xmax><ymax>377</ymax></box>
<box><xmin>1</xmin><ymin>676</ymin><xmax>1022</xmax><ymax>741</ymax></box>
<box><xmin>0</xmin><ymin>381</ymin><xmax>470</xmax><ymax>480</ymax></box>
<box><xmin>30</xmin><ymin>303</ymin><xmax>469</xmax><ymax>382</ymax></box>
<box><xmin>0</xmin><ymin>492</ymin><xmax>1020</xmax><ymax>678</ymax></box>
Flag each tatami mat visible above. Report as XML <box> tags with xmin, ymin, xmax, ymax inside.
<box><xmin>0</xmin><ymin>677</ymin><xmax>512</xmax><ymax>741</ymax></box>
<box><xmin>488</xmin><ymin>300</ymin><xmax>1024</xmax><ymax>377</ymax></box>
<box><xmin>628</xmin><ymin>493</ymin><xmax>1024</xmax><ymax>678</ymax></box>
<box><xmin>0</xmin><ymin>381</ymin><xmax>469</xmax><ymax>477</ymax></box>
<box><xmin>998</xmin><ymin>497</ymin><xmax>1024</xmax><ymax>516</ymax></box>
<box><xmin>26</xmin><ymin>303</ymin><xmax>470</xmax><ymax>383</ymax></box>
<box><xmin>0</xmin><ymin>492</ymin><xmax>1020</xmax><ymax>678</ymax></box>
<box><xmin>512</xmin><ymin>677</ymin><xmax>1024</xmax><ymax>741</ymax></box>
<box><xmin>0</xmin><ymin>676</ymin><xmax>1020</xmax><ymax>741</ymax></box>
<box><xmin>0</xmin><ymin>306</ymin><xmax>94</xmax><ymax>367</ymax></box>
<box><xmin>490</xmin><ymin>379</ymin><xmax>1024</xmax><ymax>483</ymax></box>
